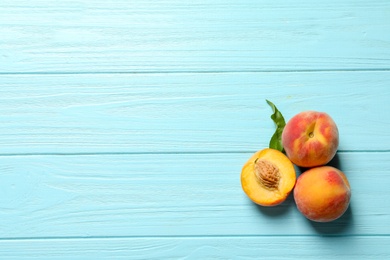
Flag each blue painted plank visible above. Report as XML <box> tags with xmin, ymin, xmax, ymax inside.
<box><xmin>1</xmin><ymin>0</ymin><xmax>390</xmax><ymax>72</ymax></box>
<box><xmin>0</xmin><ymin>236</ymin><xmax>388</xmax><ymax>259</ymax></box>
<box><xmin>1</xmin><ymin>1</ymin><xmax>389</xmax><ymax>259</ymax></box>
<box><xmin>0</xmin><ymin>72</ymin><xmax>389</xmax><ymax>154</ymax></box>
<box><xmin>0</xmin><ymin>152</ymin><xmax>388</xmax><ymax>238</ymax></box>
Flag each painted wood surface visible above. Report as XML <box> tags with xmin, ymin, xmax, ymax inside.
<box><xmin>0</xmin><ymin>237</ymin><xmax>389</xmax><ymax>259</ymax></box>
<box><xmin>1</xmin><ymin>0</ymin><xmax>390</xmax><ymax>73</ymax></box>
<box><xmin>0</xmin><ymin>152</ymin><xmax>389</xmax><ymax>238</ymax></box>
<box><xmin>0</xmin><ymin>72</ymin><xmax>389</xmax><ymax>154</ymax></box>
<box><xmin>1</xmin><ymin>0</ymin><xmax>390</xmax><ymax>259</ymax></box>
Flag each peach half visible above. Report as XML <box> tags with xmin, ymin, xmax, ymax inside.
<box><xmin>294</xmin><ymin>166</ymin><xmax>351</xmax><ymax>222</ymax></box>
<box><xmin>241</xmin><ymin>148</ymin><xmax>296</xmax><ymax>206</ymax></box>
<box><xmin>282</xmin><ymin>111</ymin><xmax>339</xmax><ymax>168</ymax></box>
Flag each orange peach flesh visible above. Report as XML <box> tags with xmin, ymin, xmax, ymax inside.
<box><xmin>282</xmin><ymin>111</ymin><xmax>339</xmax><ymax>168</ymax></box>
<box><xmin>241</xmin><ymin>149</ymin><xmax>296</xmax><ymax>206</ymax></box>
<box><xmin>294</xmin><ymin>166</ymin><xmax>351</xmax><ymax>222</ymax></box>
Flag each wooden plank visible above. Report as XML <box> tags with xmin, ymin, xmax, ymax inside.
<box><xmin>1</xmin><ymin>0</ymin><xmax>390</xmax><ymax>73</ymax></box>
<box><xmin>0</xmin><ymin>152</ymin><xmax>389</xmax><ymax>238</ymax></box>
<box><xmin>0</xmin><ymin>236</ymin><xmax>388</xmax><ymax>259</ymax></box>
<box><xmin>0</xmin><ymin>72</ymin><xmax>389</xmax><ymax>154</ymax></box>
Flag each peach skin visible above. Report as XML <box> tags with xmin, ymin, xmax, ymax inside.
<box><xmin>294</xmin><ymin>166</ymin><xmax>351</xmax><ymax>222</ymax></box>
<box><xmin>282</xmin><ymin>111</ymin><xmax>339</xmax><ymax>167</ymax></box>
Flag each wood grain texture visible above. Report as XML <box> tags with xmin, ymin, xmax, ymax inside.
<box><xmin>0</xmin><ymin>236</ymin><xmax>388</xmax><ymax>259</ymax></box>
<box><xmin>1</xmin><ymin>0</ymin><xmax>390</xmax><ymax>258</ymax></box>
<box><xmin>1</xmin><ymin>0</ymin><xmax>390</xmax><ymax>73</ymax></box>
<box><xmin>0</xmin><ymin>72</ymin><xmax>389</xmax><ymax>154</ymax></box>
<box><xmin>0</xmin><ymin>152</ymin><xmax>388</xmax><ymax>238</ymax></box>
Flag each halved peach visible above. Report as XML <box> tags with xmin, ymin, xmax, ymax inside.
<box><xmin>241</xmin><ymin>148</ymin><xmax>296</xmax><ymax>206</ymax></box>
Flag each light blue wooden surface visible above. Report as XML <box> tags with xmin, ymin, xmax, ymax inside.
<box><xmin>1</xmin><ymin>0</ymin><xmax>390</xmax><ymax>259</ymax></box>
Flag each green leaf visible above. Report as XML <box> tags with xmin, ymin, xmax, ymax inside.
<box><xmin>266</xmin><ymin>100</ymin><xmax>286</xmax><ymax>152</ymax></box>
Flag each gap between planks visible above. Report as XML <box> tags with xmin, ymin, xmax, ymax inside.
<box><xmin>1</xmin><ymin>68</ymin><xmax>390</xmax><ymax>76</ymax></box>
<box><xmin>0</xmin><ymin>234</ymin><xmax>389</xmax><ymax>242</ymax></box>
<box><xmin>0</xmin><ymin>150</ymin><xmax>388</xmax><ymax>157</ymax></box>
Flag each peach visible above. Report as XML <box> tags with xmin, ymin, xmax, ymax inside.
<box><xmin>241</xmin><ymin>148</ymin><xmax>296</xmax><ymax>206</ymax></box>
<box><xmin>282</xmin><ymin>111</ymin><xmax>339</xmax><ymax>167</ymax></box>
<box><xmin>294</xmin><ymin>166</ymin><xmax>351</xmax><ymax>222</ymax></box>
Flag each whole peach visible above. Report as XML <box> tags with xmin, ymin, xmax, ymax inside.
<box><xmin>294</xmin><ymin>166</ymin><xmax>351</xmax><ymax>222</ymax></box>
<box><xmin>282</xmin><ymin>111</ymin><xmax>339</xmax><ymax>167</ymax></box>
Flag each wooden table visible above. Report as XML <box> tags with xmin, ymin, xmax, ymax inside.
<box><xmin>1</xmin><ymin>1</ymin><xmax>390</xmax><ymax>259</ymax></box>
